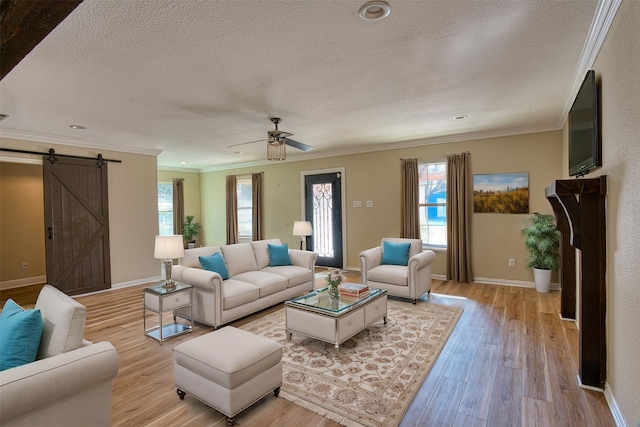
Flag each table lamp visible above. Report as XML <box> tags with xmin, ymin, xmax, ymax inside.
<box><xmin>292</xmin><ymin>221</ymin><xmax>312</xmax><ymax>250</ymax></box>
<box><xmin>154</xmin><ymin>235</ymin><xmax>185</xmax><ymax>289</ymax></box>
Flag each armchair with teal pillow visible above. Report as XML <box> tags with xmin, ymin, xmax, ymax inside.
<box><xmin>0</xmin><ymin>285</ymin><xmax>119</xmax><ymax>427</ymax></box>
<box><xmin>360</xmin><ymin>238</ymin><xmax>436</xmax><ymax>304</ymax></box>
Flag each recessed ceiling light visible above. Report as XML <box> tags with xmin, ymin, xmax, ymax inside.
<box><xmin>179</xmin><ymin>161</ymin><xmax>187</xmax><ymax>165</ymax></box>
<box><xmin>69</xmin><ymin>124</ymin><xmax>86</xmax><ymax>129</ymax></box>
<box><xmin>358</xmin><ymin>1</ymin><xmax>390</xmax><ymax>21</ymax></box>
<box><xmin>233</xmin><ymin>151</ymin><xmax>243</xmax><ymax>155</ymax></box>
<box><xmin>452</xmin><ymin>115</ymin><xmax>469</xmax><ymax>120</ymax></box>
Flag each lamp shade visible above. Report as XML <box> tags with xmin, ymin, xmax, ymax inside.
<box><xmin>154</xmin><ymin>235</ymin><xmax>185</xmax><ymax>259</ymax></box>
<box><xmin>292</xmin><ymin>221</ymin><xmax>312</xmax><ymax>236</ymax></box>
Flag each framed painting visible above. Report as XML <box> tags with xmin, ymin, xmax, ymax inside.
<box><xmin>473</xmin><ymin>172</ymin><xmax>529</xmax><ymax>213</ymax></box>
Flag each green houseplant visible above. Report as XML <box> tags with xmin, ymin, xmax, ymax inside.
<box><xmin>182</xmin><ymin>215</ymin><xmax>202</xmax><ymax>248</ymax></box>
<box><xmin>521</xmin><ymin>212</ymin><xmax>561</xmax><ymax>292</ymax></box>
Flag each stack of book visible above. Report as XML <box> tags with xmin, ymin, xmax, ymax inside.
<box><xmin>339</xmin><ymin>283</ymin><xmax>370</xmax><ymax>300</ymax></box>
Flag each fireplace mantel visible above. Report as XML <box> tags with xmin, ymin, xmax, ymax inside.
<box><xmin>545</xmin><ymin>175</ymin><xmax>606</xmax><ymax>390</ymax></box>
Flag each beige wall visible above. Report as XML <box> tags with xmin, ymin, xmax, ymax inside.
<box><xmin>590</xmin><ymin>1</ymin><xmax>640</xmax><ymax>424</ymax></box>
<box><xmin>0</xmin><ymin>162</ymin><xmax>46</xmax><ymax>284</ymax></box>
<box><xmin>157</xmin><ymin>170</ymin><xmax>203</xmax><ymax>245</ymax></box>
<box><xmin>201</xmin><ymin>130</ymin><xmax>562</xmax><ymax>282</ymax></box>
<box><xmin>0</xmin><ymin>137</ymin><xmax>160</xmax><ymax>287</ymax></box>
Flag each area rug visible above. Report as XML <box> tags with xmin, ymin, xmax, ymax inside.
<box><xmin>240</xmin><ymin>299</ymin><xmax>463</xmax><ymax>427</ymax></box>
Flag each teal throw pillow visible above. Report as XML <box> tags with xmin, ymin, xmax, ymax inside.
<box><xmin>268</xmin><ymin>243</ymin><xmax>292</xmax><ymax>266</ymax></box>
<box><xmin>0</xmin><ymin>299</ymin><xmax>43</xmax><ymax>371</ymax></box>
<box><xmin>199</xmin><ymin>253</ymin><xmax>229</xmax><ymax>280</ymax></box>
<box><xmin>381</xmin><ymin>241</ymin><xmax>411</xmax><ymax>266</ymax></box>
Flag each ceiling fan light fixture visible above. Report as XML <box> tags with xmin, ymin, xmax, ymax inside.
<box><xmin>267</xmin><ymin>137</ymin><xmax>286</xmax><ymax>161</ymax></box>
<box><xmin>359</xmin><ymin>1</ymin><xmax>390</xmax><ymax>21</ymax></box>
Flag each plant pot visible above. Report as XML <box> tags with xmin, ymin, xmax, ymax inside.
<box><xmin>187</xmin><ymin>242</ymin><xmax>195</xmax><ymax>249</ymax></box>
<box><xmin>533</xmin><ymin>268</ymin><xmax>552</xmax><ymax>293</ymax></box>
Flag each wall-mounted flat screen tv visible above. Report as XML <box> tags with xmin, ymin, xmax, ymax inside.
<box><xmin>568</xmin><ymin>70</ymin><xmax>601</xmax><ymax>177</ymax></box>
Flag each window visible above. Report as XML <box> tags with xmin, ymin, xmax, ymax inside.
<box><xmin>158</xmin><ymin>182</ymin><xmax>173</xmax><ymax>236</ymax></box>
<box><xmin>419</xmin><ymin>163</ymin><xmax>447</xmax><ymax>248</ymax></box>
<box><xmin>236</xmin><ymin>176</ymin><xmax>252</xmax><ymax>241</ymax></box>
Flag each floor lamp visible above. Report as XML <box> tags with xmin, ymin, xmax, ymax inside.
<box><xmin>293</xmin><ymin>221</ymin><xmax>312</xmax><ymax>250</ymax></box>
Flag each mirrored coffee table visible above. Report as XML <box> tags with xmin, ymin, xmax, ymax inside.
<box><xmin>285</xmin><ymin>286</ymin><xmax>387</xmax><ymax>353</ymax></box>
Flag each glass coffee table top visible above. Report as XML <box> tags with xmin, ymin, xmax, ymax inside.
<box><xmin>286</xmin><ymin>286</ymin><xmax>383</xmax><ymax>314</ymax></box>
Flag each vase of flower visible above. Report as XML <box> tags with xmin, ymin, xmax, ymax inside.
<box><xmin>327</xmin><ymin>269</ymin><xmax>345</xmax><ymax>299</ymax></box>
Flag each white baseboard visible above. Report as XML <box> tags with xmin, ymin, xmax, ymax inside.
<box><xmin>70</xmin><ymin>276</ymin><xmax>161</xmax><ymax>298</ymax></box>
<box><xmin>473</xmin><ymin>276</ymin><xmax>561</xmax><ymax>290</ymax></box>
<box><xmin>111</xmin><ymin>276</ymin><xmax>161</xmax><ymax>289</ymax></box>
<box><xmin>577</xmin><ymin>375</ymin><xmax>604</xmax><ymax>392</ymax></box>
<box><xmin>0</xmin><ymin>275</ymin><xmax>47</xmax><ymax>290</ymax></box>
<box><xmin>604</xmin><ymin>382</ymin><xmax>629</xmax><ymax>427</ymax></box>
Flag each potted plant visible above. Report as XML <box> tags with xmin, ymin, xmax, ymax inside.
<box><xmin>182</xmin><ymin>215</ymin><xmax>202</xmax><ymax>249</ymax></box>
<box><xmin>521</xmin><ymin>212</ymin><xmax>561</xmax><ymax>292</ymax></box>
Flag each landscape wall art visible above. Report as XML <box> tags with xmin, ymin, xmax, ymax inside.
<box><xmin>473</xmin><ymin>172</ymin><xmax>529</xmax><ymax>213</ymax></box>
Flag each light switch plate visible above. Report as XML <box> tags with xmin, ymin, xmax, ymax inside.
<box><xmin>366</xmin><ymin>200</ymin><xmax>373</xmax><ymax>208</ymax></box>
<box><xmin>353</xmin><ymin>200</ymin><xmax>362</xmax><ymax>208</ymax></box>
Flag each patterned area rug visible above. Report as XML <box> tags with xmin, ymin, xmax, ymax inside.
<box><xmin>240</xmin><ymin>299</ymin><xmax>463</xmax><ymax>427</ymax></box>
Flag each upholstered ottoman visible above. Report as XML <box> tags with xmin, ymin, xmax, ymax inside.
<box><xmin>174</xmin><ymin>326</ymin><xmax>282</xmax><ymax>425</ymax></box>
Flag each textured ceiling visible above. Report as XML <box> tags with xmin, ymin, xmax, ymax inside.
<box><xmin>0</xmin><ymin>0</ymin><xmax>606</xmax><ymax>171</ymax></box>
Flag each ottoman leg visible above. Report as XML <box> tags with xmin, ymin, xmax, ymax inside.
<box><xmin>227</xmin><ymin>416</ymin><xmax>235</xmax><ymax>426</ymax></box>
<box><xmin>274</xmin><ymin>386</ymin><xmax>280</xmax><ymax>397</ymax></box>
<box><xmin>177</xmin><ymin>388</ymin><xmax>186</xmax><ymax>400</ymax></box>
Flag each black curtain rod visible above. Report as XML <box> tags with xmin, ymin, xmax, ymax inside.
<box><xmin>0</xmin><ymin>148</ymin><xmax>122</xmax><ymax>164</ymax></box>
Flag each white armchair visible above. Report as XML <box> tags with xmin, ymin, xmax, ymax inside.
<box><xmin>0</xmin><ymin>285</ymin><xmax>119</xmax><ymax>427</ymax></box>
<box><xmin>360</xmin><ymin>238</ymin><xmax>436</xmax><ymax>304</ymax></box>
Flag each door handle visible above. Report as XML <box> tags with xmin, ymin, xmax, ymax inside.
<box><xmin>48</xmin><ymin>226</ymin><xmax>53</xmax><ymax>240</ymax></box>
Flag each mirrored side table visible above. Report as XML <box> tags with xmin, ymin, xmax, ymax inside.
<box><xmin>143</xmin><ymin>281</ymin><xmax>193</xmax><ymax>344</ymax></box>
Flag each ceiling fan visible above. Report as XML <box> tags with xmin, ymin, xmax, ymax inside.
<box><xmin>227</xmin><ymin>118</ymin><xmax>314</xmax><ymax>160</ymax></box>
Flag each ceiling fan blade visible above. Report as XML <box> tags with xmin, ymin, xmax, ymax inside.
<box><xmin>226</xmin><ymin>138</ymin><xmax>267</xmax><ymax>148</ymax></box>
<box><xmin>283</xmin><ymin>138</ymin><xmax>314</xmax><ymax>152</ymax></box>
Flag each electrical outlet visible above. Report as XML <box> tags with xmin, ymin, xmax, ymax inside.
<box><xmin>508</xmin><ymin>258</ymin><xmax>515</xmax><ymax>267</ymax></box>
<box><xmin>21</xmin><ymin>262</ymin><xmax>28</xmax><ymax>270</ymax></box>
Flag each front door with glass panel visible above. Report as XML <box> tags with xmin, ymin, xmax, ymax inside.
<box><xmin>304</xmin><ymin>172</ymin><xmax>343</xmax><ymax>268</ymax></box>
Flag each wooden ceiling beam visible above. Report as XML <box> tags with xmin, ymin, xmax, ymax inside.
<box><xmin>1</xmin><ymin>0</ymin><xmax>83</xmax><ymax>80</ymax></box>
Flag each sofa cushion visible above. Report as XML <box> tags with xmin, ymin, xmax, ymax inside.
<box><xmin>268</xmin><ymin>243</ymin><xmax>292</xmax><ymax>267</ymax></box>
<box><xmin>0</xmin><ymin>299</ymin><xmax>43</xmax><ymax>371</ymax></box>
<box><xmin>367</xmin><ymin>264</ymin><xmax>409</xmax><ymax>287</ymax></box>
<box><xmin>199</xmin><ymin>253</ymin><xmax>229</xmax><ymax>280</ymax></box>
<box><xmin>223</xmin><ymin>280</ymin><xmax>260</xmax><ymax>310</ymax></box>
<box><xmin>381</xmin><ymin>241</ymin><xmax>411</xmax><ymax>266</ymax></box>
<box><xmin>181</xmin><ymin>246</ymin><xmax>222</xmax><ymax>268</ymax></box>
<box><xmin>251</xmin><ymin>239</ymin><xmax>282</xmax><ymax>270</ymax></box>
<box><xmin>221</xmin><ymin>243</ymin><xmax>258</xmax><ymax>277</ymax></box>
<box><xmin>232</xmin><ymin>271</ymin><xmax>288</xmax><ymax>298</ymax></box>
<box><xmin>262</xmin><ymin>265</ymin><xmax>312</xmax><ymax>287</ymax></box>
<box><xmin>35</xmin><ymin>284</ymin><xmax>87</xmax><ymax>359</ymax></box>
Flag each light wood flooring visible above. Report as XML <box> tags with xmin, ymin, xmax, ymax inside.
<box><xmin>1</xmin><ymin>278</ymin><xmax>615</xmax><ymax>426</ymax></box>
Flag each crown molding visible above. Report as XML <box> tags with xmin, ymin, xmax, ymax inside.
<box><xmin>558</xmin><ymin>0</ymin><xmax>623</xmax><ymax>128</ymax></box>
<box><xmin>0</xmin><ymin>129</ymin><xmax>163</xmax><ymax>157</ymax></box>
<box><xmin>195</xmin><ymin>122</ymin><xmax>561</xmax><ymax>173</ymax></box>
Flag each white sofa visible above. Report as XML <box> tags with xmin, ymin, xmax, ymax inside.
<box><xmin>0</xmin><ymin>285</ymin><xmax>119</xmax><ymax>427</ymax></box>
<box><xmin>360</xmin><ymin>238</ymin><xmax>436</xmax><ymax>304</ymax></box>
<box><xmin>173</xmin><ymin>239</ymin><xmax>317</xmax><ymax>328</ymax></box>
